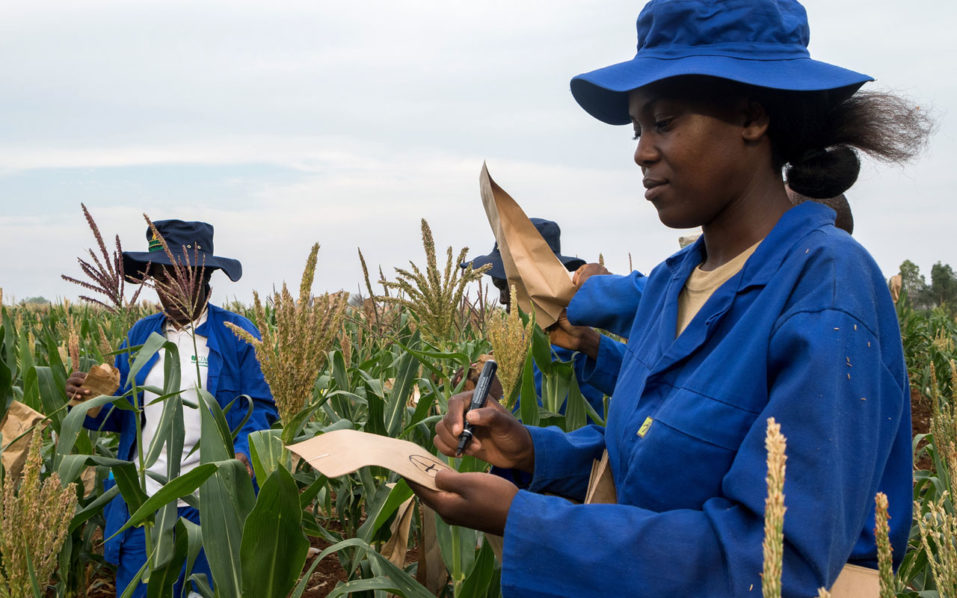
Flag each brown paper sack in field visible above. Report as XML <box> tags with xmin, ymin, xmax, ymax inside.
<box><xmin>479</xmin><ymin>163</ymin><xmax>576</xmax><ymax>328</ymax></box>
<box><xmin>68</xmin><ymin>363</ymin><xmax>121</xmax><ymax>418</ymax></box>
<box><xmin>379</xmin><ymin>483</ymin><xmax>416</xmax><ymax>568</ymax></box>
<box><xmin>1</xmin><ymin>400</ymin><xmax>46</xmax><ymax>479</ymax></box>
<box><xmin>287</xmin><ymin>429</ymin><xmax>451</xmax><ymax>491</ymax></box>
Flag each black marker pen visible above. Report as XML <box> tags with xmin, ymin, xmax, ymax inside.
<box><xmin>455</xmin><ymin>360</ymin><xmax>497</xmax><ymax>457</ymax></box>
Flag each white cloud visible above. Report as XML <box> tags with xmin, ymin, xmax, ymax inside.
<box><xmin>1</xmin><ymin>0</ymin><xmax>955</xmax><ymax>304</ymax></box>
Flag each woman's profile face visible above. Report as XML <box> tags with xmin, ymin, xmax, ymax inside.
<box><xmin>628</xmin><ymin>81</ymin><xmax>760</xmax><ymax>230</ymax></box>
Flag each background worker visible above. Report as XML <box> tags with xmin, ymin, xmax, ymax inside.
<box><xmin>463</xmin><ymin>217</ymin><xmax>608</xmax><ymax>414</ymax></box>
<box><xmin>66</xmin><ymin>219</ymin><xmax>277</xmax><ymax>597</ymax></box>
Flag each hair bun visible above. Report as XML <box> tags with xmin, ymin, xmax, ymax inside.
<box><xmin>786</xmin><ymin>146</ymin><xmax>860</xmax><ymax>198</ymax></box>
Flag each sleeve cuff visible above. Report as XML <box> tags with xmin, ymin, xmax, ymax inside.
<box><xmin>526</xmin><ymin>424</ymin><xmax>604</xmax><ymax>498</ymax></box>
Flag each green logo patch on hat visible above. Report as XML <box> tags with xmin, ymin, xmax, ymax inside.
<box><xmin>148</xmin><ymin>231</ymin><xmax>163</xmax><ymax>252</ymax></box>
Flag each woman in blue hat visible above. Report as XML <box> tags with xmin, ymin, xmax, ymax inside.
<box><xmin>66</xmin><ymin>220</ymin><xmax>278</xmax><ymax>597</ymax></box>
<box><xmin>411</xmin><ymin>0</ymin><xmax>930</xmax><ymax>596</ymax></box>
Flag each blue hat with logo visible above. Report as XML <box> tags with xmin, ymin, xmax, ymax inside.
<box><xmin>462</xmin><ymin>218</ymin><xmax>586</xmax><ymax>280</ymax></box>
<box><xmin>571</xmin><ymin>0</ymin><xmax>873</xmax><ymax>125</ymax></box>
<box><xmin>122</xmin><ymin>220</ymin><xmax>242</xmax><ymax>282</ymax></box>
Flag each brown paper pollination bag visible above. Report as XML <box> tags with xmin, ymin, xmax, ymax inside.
<box><xmin>287</xmin><ymin>429</ymin><xmax>452</xmax><ymax>491</ymax></box>
<box><xmin>68</xmin><ymin>363</ymin><xmax>121</xmax><ymax>418</ymax></box>
<box><xmin>1</xmin><ymin>400</ymin><xmax>46</xmax><ymax>479</ymax></box>
<box><xmin>479</xmin><ymin>163</ymin><xmax>577</xmax><ymax>329</ymax></box>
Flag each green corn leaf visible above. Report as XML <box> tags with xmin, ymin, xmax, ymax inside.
<box><xmin>385</xmin><ymin>349</ymin><xmax>418</xmax><ymax>437</ymax></box>
<box><xmin>1</xmin><ymin>310</ymin><xmax>17</xmax><ymax>407</ymax></box>
<box><xmin>456</xmin><ymin>539</ymin><xmax>498</xmax><ymax>598</ymax></box>
<box><xmin>326</xmin><ymin>578</ymin><xmax>417</xmax><ymax>597</ymax></box>
<box><xmin>152</xmin><ymin>501</ymin><xmax>180</xmax><ymax>569</ymax></box>
<box><xmin>22</xmin><ymin>365</ymin><xmax>65</xmax><ymax>432</ymax></box>
<box><xmin>182</xmin><ymin>518</ymin><xmax>206</xmax><ymax>597</ymax></box>
<box><xmin>530</xmin><ymin>323</ymin><xmax>553</xmax><ymax>376</ymax></box>
<box><xmin>248</xmin><ymin>429</ymin><xmax>288</xmax><ymax>482</ymax></box>
<box><xmin>70</xmin><ymin>484</ymin><xmax>121</xmax><ymax>532</ymax></box>
<box><xmin>563</xmin><ymin>366</ymin><xmax>587</xmax><ymax>432</ymax></box>
<box><xmin>126</xmin><ymin>333</ymin><xmax>167</xmax><ymax>387</ymax></box>
<box><xmin>330</xmin><ymin>349</ymin><xmax>350</xmax><ymax>393</ymax></box>
<box><xmin>357</xmin><ymin>480</ymin><xmax>413</xmax><ymax>542</ymax></box>
<box><xmin>225</xmin><ymin>394</ymin><xmax>254</xmax><ymax>443</ymax></box>
<box><xmin>198</xmin><ymin>389</ymin><xmax>234</xmax><ymax>461</ymax></box>
<box><xmin>25</xmin><ymin>543</ymin><xmax>44</xmax><ymax>598</ymax></box>
<box><xmin>144</xmin><ymin>392</ymin><xmax>184</xmax><ymax>471</ymax></box>
<box><xmin>240</xmin><ymin>466</ymin><xmax>309</xmax><ymax>598</ymax></box>
<box><xmin>288</xmin><ymin>553</ymin><xmax>326</xmax><ymax>598</ymax></box>
<box><xmin>365</xmin><ymin>386</ymin><xmax>387</xmax><ymax>437</ymax></box>
<box><xmin>55</xmin><ymin>392</ymin><xmax>124</xmax><ymax>470</ymax></box>
<box><xmin>541</xmin><ymin>359</ymin><xmax>571</xmax><ymax>417</ymax></box>
<box><xmin>199</xmin><ymin>459</ymin><xmax>255</xmax><ymax>598</ymax></box>
<box><xmin>146</xmin><ymin>518</ymin><xmax>189</xmax><ymax>598</ymax></box>
<box><xmin>519</xmin><ymin>351</ymin><xmax>539</xmax><ymax>427</ymax></box>
<box><xmin>108</xmin><ymin>463</ymin><xmax>218</xmax><ymax>540</ymax></box>
<box><xmin>315</xmin><ymin>538</ymin><xmax>434</xmax><ymax>598</ymax></box>
<box><xmin>435</xmin><ymin>517</ymin><xmax>477</xmax><ymax>586</ymax></box>
<box><xmin>57</xmin><ymin>453</ymin><xmax>126</xmax><ymax>486</ymax></box>
<box><xmin>0</xmin><ymin>349</ymin><xmax>13</xmax><ymax>413</ymax></box>
<box><xmin>18</xmin><ymin>327</ymin><xmax>36</xmax><ymax>392</ymax></box>
<box><xmin>39</xmin><ymin>326</ymin><xmax>68</xmax><ymax>383</ymax></box>
<box><xmin>279</xmin><ymin>400</ymin><xmax>324</xmax><ymax>445</ymax></box>
<box><xmin>186</xmin><ymin>574</ymin><xmax>214</xmax><ymax>598</ymax></box>
<box><xmin>395</xmin><ymin>340</ymin><xmax>467</xmax><ymax>379</ymax></box>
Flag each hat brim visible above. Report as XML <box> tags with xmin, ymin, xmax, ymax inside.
<box><xmin>122</xmin><ymin>251</ymin><xmax>243</xmax><ymax>282</ymax></box>
<box><xmin>571</xmin><ymin>55</ymin><xmax>873</xmax><ymax>125</ymax></box>
<box><xmin>464</xmin><ymin>253</ymin><xmax>507</xmax><ymax>280</ymax></box>
<box><xmin>463</xmin><ymin>253</ymin><xmax>586</xmax><ymax>280</ymax></box>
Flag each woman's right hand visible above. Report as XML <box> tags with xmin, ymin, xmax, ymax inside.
<box><xmin>572</xmin><ymin>262</ymin><xmax>611</xmax><ymax>287</ymax></box>
<box><xmin>65</xmin><ymin>371</ymin><xmax>89</xmax><ymax>401</ymax></box>
<box><xmin>434</xmin><ymin>390</ymin><xmax>535</xmax><ymax>473</ymax></box>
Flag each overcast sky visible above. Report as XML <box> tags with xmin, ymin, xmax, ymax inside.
<box><xmin>1</xmin><ymin>0</ymin><xmax>953</xmax><ymax>306</ymax></box>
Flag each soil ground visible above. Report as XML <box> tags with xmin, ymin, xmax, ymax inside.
<box><xmin>299</xmin><ymin>519</ymin><xmax>351</xmax><ymax>598</ymax></box>
<box><xmin>299</xmin><ymin>521</ymin><xmax>422</xmax><ymax>597</ymax></box>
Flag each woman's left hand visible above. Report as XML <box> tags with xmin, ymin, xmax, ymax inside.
<box><xmin>547</xmin><ymin>310</ymin><xmax>601</xmax><ymax>359</ymax></box>
<box><xmin>409</xmin><ymin>470</ymin><xmax>519</xmax><ymax>536</ymax></box>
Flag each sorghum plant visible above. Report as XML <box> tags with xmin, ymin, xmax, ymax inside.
<box><xmin>60</xmin><ymin>203</ymin><xmax>143</xmax><ymax>317</ymax></box>
<box><xmin>486</xmin><ymin>285</ymin><xmax>532</xmax><ymax>408</ymax></box>
<box><xmin>874</xmin><ymin>492</ymin><xmax>896</xmax><ymax>598</ymax></box>
<box><xmin>382</xmin><ymin>219</ymin><xmax>488</xmax><ymax>348</ymax></box>
<box><xmin>0</xmin><ymin>434</ymin><xmax>77</xmax><ymax>598</ymax></box>
<box><xmin>762</xmin><ymin>417</ymin><xmax>787</xmax><ymax>598</ymax></box>
<box><xmin>227</xmin><ymin>243</ymin><xmax>348</xmax><ymax>425</ymax></box>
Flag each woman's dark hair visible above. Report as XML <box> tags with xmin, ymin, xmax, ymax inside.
<box><xmin>649</xmin><ymin>76</ymin><xmax>932</xmax><ymax>198</ymax></box>
<box><xmin>755</xmin><ymin>87</ymin><xmax>933</xmax><ymax>198</ymax></box>
<box><xmin>646</xmin><ymin>76</ymin><xmax>932</xmax><ymax>197</ymax></box>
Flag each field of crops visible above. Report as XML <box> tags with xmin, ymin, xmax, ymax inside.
<box><xmin>1</xmin><ymin>225</ymin><xmax>956</xmax><ymax>597</ymax></box>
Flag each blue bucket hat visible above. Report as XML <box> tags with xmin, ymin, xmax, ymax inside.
<box><xmin>122</xmin><ymin>220</ymin><xmax>243</xmax><ymax>282</ymax></box>
<box><xmin>571</xmin><ymin>0</ymin><xmax>873</xmax><ymax>125</ymax></box>
<box><xmin>462</xmin><ymin>218</ymin><xmax>586</xmax><ymax>280</ymax></box>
